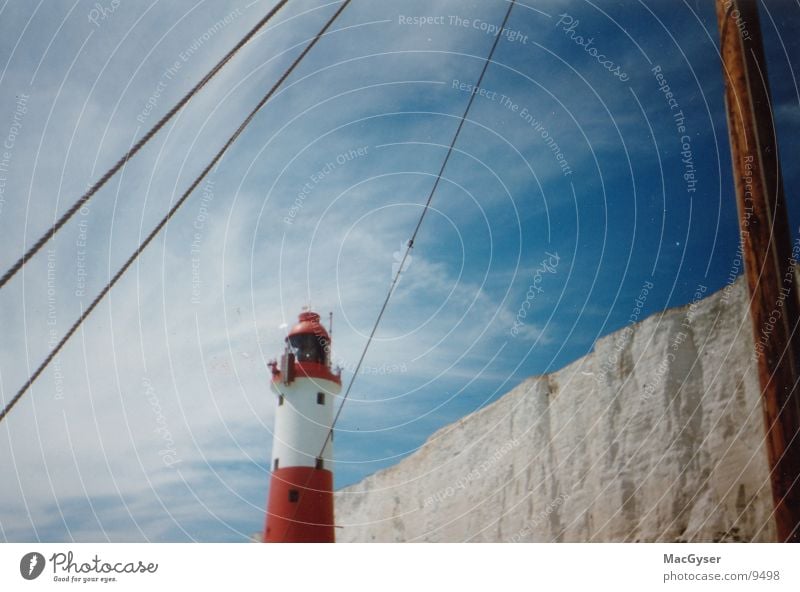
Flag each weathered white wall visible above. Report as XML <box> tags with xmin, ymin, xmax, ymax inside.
<box><xmin>335</xmin><ymin>279</ymin><xmax>777</xmax><ymax>542</ymax></box>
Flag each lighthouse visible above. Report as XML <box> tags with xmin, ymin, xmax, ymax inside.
<box><xmin>263</xmin><ymin>310</ymin><xmax>341</xmax><ymax>542</ymax></box>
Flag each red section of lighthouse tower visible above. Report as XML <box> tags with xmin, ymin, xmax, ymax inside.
<box><xmin>265</xmin><ymin>467</ymin><xmax>334</xmax><ymax>543</ymax></box>
<box><xmin>263</xmin><ymin>311</ymin><xmax>341</xmax><ymax>543</ymax></box>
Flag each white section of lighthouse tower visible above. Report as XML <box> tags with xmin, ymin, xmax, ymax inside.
<box><xmin>270</xmin><ymin>352</ymin><xmax>338</xmax><ymax>471</ymax></box>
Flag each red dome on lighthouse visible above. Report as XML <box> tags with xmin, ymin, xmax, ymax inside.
<box><xmin>287</xmin><ymin>311</ymin><xmax>329</xmax><ymax>340</ymax></box>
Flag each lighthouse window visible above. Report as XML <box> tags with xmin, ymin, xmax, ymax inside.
<box><xmin>288</xmin><ymin>489</ymin><xmax>299</xmax><ymax>503</ymax></box>
<box><xmin>273</xmin><ymin>459</ymin><xmax>279</xmax><ymax>471</ymax></box>
<box><xmin>289</xmin><ymin>333</ymin><xmax>327</xmax><ymax>365</ymax></box>
<box><xmin>317</xmin><ymin>392</ymin><xmax>325</xmax><ymax>405</ymax></box>
<box><xmin>278</xmin><ymin>395</ymin><xmax>284</xmax><ymax>406</ymax></box>
<box><xmin>315</xmin><ymin>457</ymin><xmax>324</xmax><ymax>470</ymax></box>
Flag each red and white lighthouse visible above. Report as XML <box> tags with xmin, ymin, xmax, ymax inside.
<box><xmin>263</xmin><ymin>310</ymin><xmax>341</xmax><ymax>542</ymax></box>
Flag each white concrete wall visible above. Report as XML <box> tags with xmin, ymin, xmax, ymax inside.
<box><xmin>335</xmin><ymin>278</ymin><xmax>778</xmax><ymax>542</ymax></box>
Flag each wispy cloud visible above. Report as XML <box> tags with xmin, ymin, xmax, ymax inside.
<box><xmin>1</xmin><ymin>0</ymin><xmax>797</xmax><ymax>541</ymax></box>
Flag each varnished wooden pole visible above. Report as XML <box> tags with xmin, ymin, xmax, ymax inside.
<box><xmin>715</xmin><ymin>0</ymin><xmax>800</xmax><ymax>542</ymax></box>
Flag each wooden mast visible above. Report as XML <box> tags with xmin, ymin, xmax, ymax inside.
<box><xmin>715</xmin><ymin>0</ymin><xmax>800</xmax><ymax>542</ymax></box>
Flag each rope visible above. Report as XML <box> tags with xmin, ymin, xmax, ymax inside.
<box><xmin>0</xmin><ymin>0</ymin><xmax>353</xmax><ymax>424</ymax></box>
<box><xmin>0</xmin><ymin>0</ymin><xmax>292</xmax><ymax>291</ymax></box>
<box><xmin>277</xmin><ymin>0</ymin><xmax>517</xmax><ymax>542</ymax></box>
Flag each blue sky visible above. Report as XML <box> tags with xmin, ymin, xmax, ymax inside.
<box><xmin>0</xmin><ymin>0</ymin><xmax>798</xmax><ymax>541</ymax></box>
